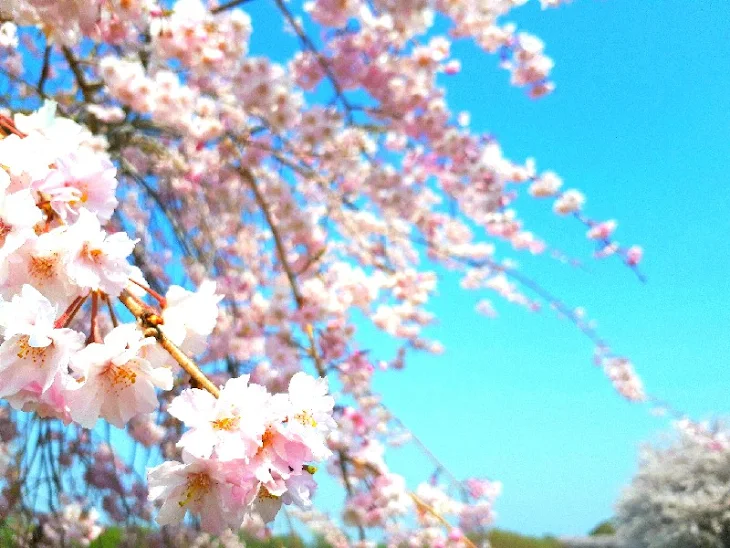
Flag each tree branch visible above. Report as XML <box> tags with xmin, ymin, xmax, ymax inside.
<box><xmin>118</xmin><ymin>288</ymin><xmax>221</xmax><ymax>397</ymax></box>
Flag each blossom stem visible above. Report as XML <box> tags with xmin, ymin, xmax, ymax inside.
<box><xmin>337</xmin><ymin>451</ymin><xmax>366</xmax><ymax>542</ymax></box>
<box><xmin>129</xmin><ymin>278</ymin><xmax>167</xmax><ymax>307</ymax></box>
<box><xmin>0</xmin><ymin>113</ymin><xmax>25</xmax><ymax>137</ymax></box>
<box><xmin>103</xmin><ymin>294</ymin><xmax>118</xmax><ymax>328</ymax></box>
<box><xmin>118</xmin><ymin>288</ymin><xmax>220</xmax><ymax>398</ymax></box>
<box><xmin>53</xmin><ymin>294</ymin><xmax>88</xmax><ymax>329</ymax></box>
<box><xmin>385</xmin><ymin>409</ymin><xmax>472</xmax><ymax>502</ymax></box>
<box><xmin>210</xmin><ymin>0</ymin><xmax>258</xmax><ymax>13</ymax></box>
<box><xmin>89</xmin><ymin>291</ymin><xmax>101</xmax><ymax>343</ymax></box>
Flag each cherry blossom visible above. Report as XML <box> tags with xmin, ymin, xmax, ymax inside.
<box><xmin>0</xmin><ymin>285</ymin><xmax>84</xmax><ymax>398</ymax></box>
<box><xmin>148</xmin><ymin>451</ymin><xmax>243</xmax><ymax>535</ymax></box>
<box><xmin>63</xmin><ymin>210</ymin><xmax>137</xmax><ymax>296</ymax></box>
<box><xmin>0</xmin><ymin>186</ymin><xmax>43</xmax><ymax>275</ymax></box>
<box><xmin>168</xmin><ymin>375</ymin><xmax>270</xmax><ymax>461</ymax></box>
<box><xmin>161</xmin><ymin>281</ymin><xmax>223</xmax><ymax>356</ymax></box>
<box><xmin>67</xmin><ymin>324</ymin><xmax>173</xmax><ymax>428</ymax></box>
<box><xmin>37</xmin><ymin>148</ymin><xmax>118</xmax><ymax>222</ymax></box>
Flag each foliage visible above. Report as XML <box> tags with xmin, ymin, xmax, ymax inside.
<box><xmin>588</xmin><ymin>521</ymin><xmax>616</xmax><ymax>536</ymax></box>
<box><xmin>89</xmin><ymin>527</ymin><xmax>125</xmax><ymax>548</ymax></box>
<box><xmin>484</xmin><ymin>529</ymin><xmax>563</xmax><ymax>548</ymax></box>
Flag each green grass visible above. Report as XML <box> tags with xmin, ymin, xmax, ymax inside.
<box><xmin>2</xmin><ymin>523</ymin><xmax>571</xmax><ymax>548</ymax></box>
<box><xmin>481</xmin><ymin>529</ymin><xmax>564</xmax><ymax>548</ymax></box>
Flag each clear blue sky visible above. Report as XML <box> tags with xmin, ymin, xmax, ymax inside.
<box><xmin>241</xmin><ymin>0</ymin><xmax>730</xmax><ymax>538</ymax></box>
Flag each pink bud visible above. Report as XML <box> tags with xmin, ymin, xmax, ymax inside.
<box><xmin>443</xmin><ymin>60</ymin><xmax>461</xmax><ymax>75</ymax></box>
<box><xmin>626</xmin><ymin>245</ymin><xmax>643</xmax><ymax>266</ymax></box>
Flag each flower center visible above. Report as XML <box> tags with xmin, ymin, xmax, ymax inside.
<box><xmin>0</xmin><ymin>219</ymin><xmax>10</xmax><ymax>244</ymax></box>
<box><xmin>259</xmin><ymin>427</ymin><xmax>275</xmax><ymax>452</ymax></box>
<box><xmin>294</xmin><ymin>411</ymin><xmax>317</xmax><ymax>427</ymax></box>
<box><xmin>29</xmin><ymin>255</ymin><xmax>58</xmax><ymax>280</ymax></box>
<box><xmin>68</xmin><ymin>184</ymin><xmax>89</xmax><ymax>206</ymax></box>
<box><xmin>105</xmin><ymin>364</ymin><xmax>137</xmax><ymax>388</ymax></box>
<box><xmin>179</xmin><ymin>472</ymin><xmax>212</xmax><ymax>507</ymax></box>
<box><xmin>16</xmin><ymin>335</ymin><xmax>48</xmax><ymax>364</ymax></box>
<box><xmin>82</xmin><ymin>243</ymin><xmax>103</xmax><ymax>263</ymax></box>
<box><xmin>258</xmin><ymin>486</ymin><xmax>279</xmax><ymax>500</ymax></box>
<box><xmin>211</xmin><ymin>416</ymin><xmax>239</xmax><ymax>431</ymax></box>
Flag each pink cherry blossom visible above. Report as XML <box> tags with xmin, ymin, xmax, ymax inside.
<box><xmin>285</xmin><ymin>372</ymin><xmax>336</xmax><ymax>461</ymax></box>
<box><xmin>626</xmin><ymin>245</ymin><xmax>644</xmax><ymax>266</ymax></box>
<box><xmin>161</xmin><ymin>280</ymin><xmax>223</xmax><ymax>356</ymax></box>
<box><xmin>168</xmin><ymin>375</ymin><xmax>270</xmax><ymax>461</ymax></box>
<box><xmin>587</xmin><ymin>220</ymin><xmax>618</xmax><ymax>240</ymax></box>
<box><xmin>553</xmin><ymin>189</ymin><xmax>586</xmax><ymax>215</ymax></box>
<box><xmin>147</xmin><ymin>451</ymin><xmax>243</xmax><ymax>535</ymax></box>
<box><xmin>67</xmin><ymin>324</ymin><xmax>173</xmax><ymax>428</ymax></box>
<box><xmin>62</xmin><ymin>209</ymin><xmax>136</xmax><ymax>296</ymax></box>
<box><xmin>37</xmin><ymin>148</ymin><xmax>118</xmax><ymax>222</ymax></box>
<box><xmin>0</xmin><ymin>186</ymin><xmax>43</xmax><ymax>278</ymax></box>
<box><xmin>3</xmin><ymin>231</ymin><xmax>76</xmax><ymax>306</ymax></box>
<box><xmin>0</xmin><ymin>285</ymin><xmax>84</xmax><ymax>398</ymax></box>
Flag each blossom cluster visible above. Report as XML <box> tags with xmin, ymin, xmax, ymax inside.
<box><xmin>40</xmin><ymin>500</ymin><xmax>103</xmax><ymax>547</ymax></box>
<box><xmin>0</xmin><ymin>103</ymin><xmax>335</xmax><ymax>532</ymax></box>
<box><xmin>148</xmin><ymin>372</ymin><xmax>336</xmax><ymax>533</ymax></box>
<box><xmin>0</xmin><ymin>102</ymin><xmax>150</xmax><ymax>424</ymax></box>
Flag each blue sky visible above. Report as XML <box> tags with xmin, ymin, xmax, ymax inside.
<box><xmin>372</xmin><ymin>0</ymin><xmax>730</xmax><ymax>536</ymax></box>
<box><xmin>240</xmin><ymin>0</ymin><xmax>730</xmax><ymax>537</ymax></box>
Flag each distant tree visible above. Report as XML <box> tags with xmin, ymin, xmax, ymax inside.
<box><xmin>589</xmin><ymin>520</ymin><xmax>616</xmax><ymax>536</ymax></box>
<box><xmin>615</xmin><ymin>422</ymin><xmax>730</xmax><ymax>548</ymax></box>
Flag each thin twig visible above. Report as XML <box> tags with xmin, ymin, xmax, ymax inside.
<box><xmin>410</xmin><ymin>491</ymin><xmax>478</xmax><ymax>548</ymax></box>
<box><xmin>273</xmin><ymin>0</ymin><xmax>355</xmax><ymax>119</ymax></box>
<box><xmin>238</xmin><ymin>165</ymin><xmax>327</xmax><ymax>376</ymax></box>
<box><xmin>61</xmin><ymin>46</ymin><xmax>99</xmax><ymax>103</ymax></box>
<box><xmin>118</xmin><ymin>289</ymin><xmax>221</xmax><ymax>397</ymax></box>
<box><xmin>37</xmin><ymin>43</ymin><xmax>52</xmax><ymax>95</ymax></box>
<box><xmin>211</xmin><ymin>0</ymin><xmax>260</xmax><ymax>14</ymax></box>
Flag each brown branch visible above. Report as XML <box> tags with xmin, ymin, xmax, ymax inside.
<box><xmin>237</xmin><ymin>165</ymin><xmax>327</xmax><ymax>377</ymax></box>
<box><xmin>37</xmin><ymin>43</ymin><xmax>52</xmax><ymax>96</ymax></box>
<box><xmin>410</xmin><ymin>491</ymin><xmax>478</xmax><ymax>548</ymax></box>
<box><xmin>118</xmin><ymin>288</ymin><xmax>221</xmax><ymax>397</ymax></box>
<box><xmin>61</xmin><ymin>46</ymin><xmax>100</xmax><ymax>103</ymax></box>
<box><xmin>337</xmin><ymin>450</ymin><xmax>366</xmax><ymax>541</ymax></box>
<box><xmin>273</xmin><ymin>0</ymin><xmax>355</xmax><ymax>118</ymax></box>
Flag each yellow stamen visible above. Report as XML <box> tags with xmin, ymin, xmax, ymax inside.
<box><xmin>258</xmin><ymin>486</ymin><xmax>279</xmax><ymax>500</ymax></box>
<box><xmin>16</xmin><ymin>336</ymin><xmax>48</xmax><ymax>364</ymax></box>
<box><xmin>106</xmin><ymin>364</ymin><xmax>137</xmax><ymax>388</ymax></box>
<box><xmin>294</xmin><ymin>411</ymin><xmax>317</xmax><ymax>427</ymax></box>
<box><xmin>211</xmin><ymin>416</ymin><xmax>239</xmax><ymax>431</ymax></box>
<box><xmin>178</xmin><ymin>473</ymin><xmax>212</xmax><ymax>507</ymax></box>
<box><xmin>29</xmin><ymin>255</ymin><xmax>58</xmax><ymax>279</ymax></box>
